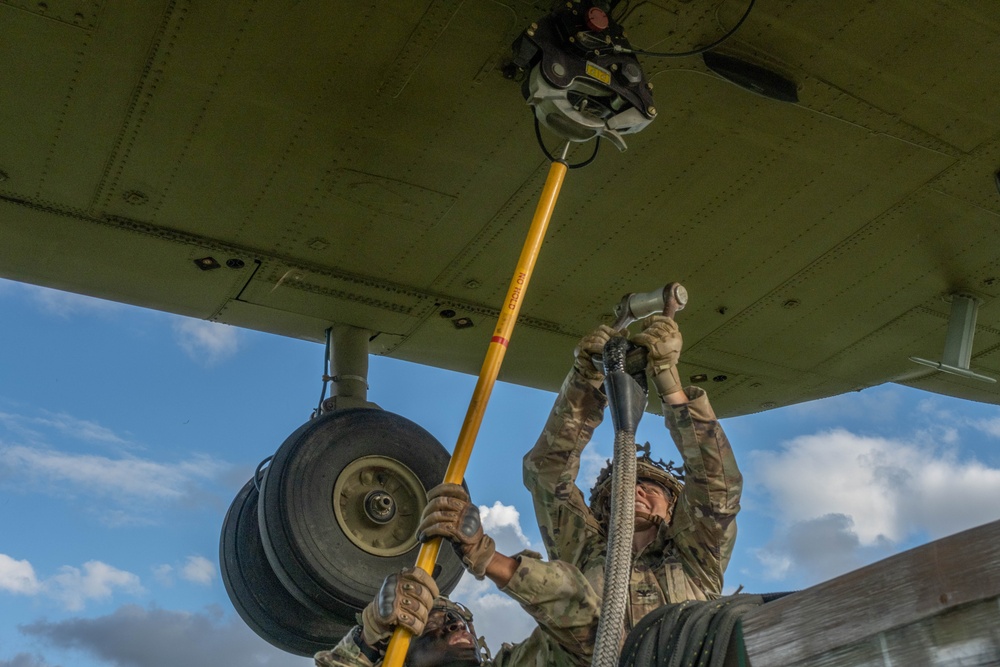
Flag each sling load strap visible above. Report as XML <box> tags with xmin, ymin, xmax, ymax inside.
<box><xmin>381</xmin><ymin>155</ymin><xmax>569</xmax><ymax>667</ymax></box>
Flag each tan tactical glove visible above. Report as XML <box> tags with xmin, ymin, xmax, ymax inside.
<box><xmin>573</xmin><ymin>324</ymin><xmax>619</xmax><ymax>385</ymax></box>
<box><xmin>632</xmin><ymin>315</ymin><xmax>683</xmax><ymax>398</ymax></box>
<box><xmin>417</xmin><ymin>483</ymin><xmax>496</xmax><ymax>580</ymax></box>
<box><xmin>360</xmin><ymin>567</ymin><xmax>439</xmax><ymax>647</ymax></box>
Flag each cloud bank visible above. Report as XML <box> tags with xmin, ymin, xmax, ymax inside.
<box><xmin>0</xmin><ymin>554</ymin><xmax>142</xmax><ymax>611</ymax></box>
<box><xmin>17</xmin><ymin>605</ymin><xmax>310</xmax><ymax>667</ymax></box>
<box><xmin>748</xmin><ymin>427</ymin><xmax>1000</xmax><ymax>584</ymax></box>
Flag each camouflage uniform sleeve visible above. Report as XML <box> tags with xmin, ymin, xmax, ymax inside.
<box><xmin>314</xmin><ymin>629</ymin><xmax>375</xmax><ymax>667</ymax></box>
<box><xmin>500</xmin><ymin>552</ymin><xmax>598</xmax><ymax>665</ymax></box>
<box><xmin>664</xmin><ymin>386</ymin><xmax>743</xmax><ymax>596</ymax></box>
<box><xmin>491</xmin><ymin>627</ymin><xmax>587</xmax><ymax>667</ymax></box>
<box><xmin>522</xmin><ymin>369</ymin><xmax>608</xmax><ymax>565</ymax></box>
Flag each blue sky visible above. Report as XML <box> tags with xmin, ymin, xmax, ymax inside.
<box><xmin>2</xmin><ymin>277</ymin><xmax>1000</xmax><ymax>667</ymax></box>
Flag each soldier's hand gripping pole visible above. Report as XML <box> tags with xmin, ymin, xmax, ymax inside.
<box><xmin>381</xmin><ymin>151</ymin><xmax>571</xmax><ymax>667</ymax></box>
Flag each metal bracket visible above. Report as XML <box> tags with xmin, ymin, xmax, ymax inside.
<box><xmin>910</xmin><ymin>293</ymin><xmax>996</xmax><ymax>384</ymax></box>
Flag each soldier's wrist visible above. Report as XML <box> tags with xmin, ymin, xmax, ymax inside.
<box><xmin>353</xmin><ymin>625</ymin><xmax>386</xmax><ymax>663</ymax></box>
<box><xmin>359</xmin><ymin>604</ymin><xmax>392</xmax><ymax>647</ymax></box>
<box><xmin>463</xmin><ymin>534</ymin><xmax>496</xmax><ymax>580</ymax></box>
<box><xmin>651</xmin><ymin>366</ymin><xmax>681</xmax><ymax>397</ymax></box>
<box><xmin>573</xmin><ymin>357</ymin><xmax>605</xmax><ymax>385</ymax></box>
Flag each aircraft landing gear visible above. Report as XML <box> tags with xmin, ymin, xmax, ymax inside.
<box><xmin>220</xmin><ymin>478</ymin><xmax>354</xmax><ymax>656</ymax></box>
<box><xmin>220</xmin><ymin>325</ymin><xmax>465</xmax><ymax>655</ymax></box>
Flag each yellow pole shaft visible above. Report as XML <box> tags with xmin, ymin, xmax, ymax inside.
<box><xmin>381</xmin><ymin>159</ymin><xmax>569</xmax><ymax>667</ymax></box>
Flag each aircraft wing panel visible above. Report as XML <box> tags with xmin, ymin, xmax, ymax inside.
<box><xmin>2</xmin><ymin>0</ymin><xmax>1000</xmax><ymax>418</ymax></box>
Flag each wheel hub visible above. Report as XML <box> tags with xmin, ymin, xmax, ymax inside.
<box><xmin>363</xmin><ymin>490</ymin><xmax>397</xmax><ymax>524</ymax></box>
<box><xmin>332</xmin><ymin>455</ymin><xmax>426</xmax><ymax>557</ymax></box>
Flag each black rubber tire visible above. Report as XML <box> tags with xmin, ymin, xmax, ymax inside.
<box><xmin>258</xmin><ymin>408</ymin><xmax>465</xmax><ymax>616</ymax></box>
<box><xmin>220</xmin><ymin>478</ymin><xmax>354</xmax><ymax>656</ymax></box>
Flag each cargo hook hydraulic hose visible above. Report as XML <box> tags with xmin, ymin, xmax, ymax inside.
<box><xmin>381</xmin><ymin>144</ymin><xmax>572</xmax><ymax>667</ymax></box>
<box><xmin>591</xmin><ymin>283</ymin><xmax>687</xmax><ymax>667</ymax></box>
<box><xmin>591</xmin><ymin>335</ymin><xmax>649</xmax><ymax>667</ymax></box>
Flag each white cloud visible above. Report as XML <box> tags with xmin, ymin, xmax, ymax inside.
<box><xmin>970</xmin><ymin>417</ymin><xmax>1000</xmax><ymax>438</ymax></box>
<box><xmin>479</xmin><ymin>501</ymin><xmax>535</xmax><ymax>555</ymax></box>
<box><xmin>0</xmin><ymin>444</ymin><xmax>226</xmax><ymax>503</ymax></box>
<box><xmin>97</xmin><ymin>509</ymin><xmax>158</xmax><ymax>529</ymax></box>
<box><xmin>0</xmin><ymin>554</ymin><xmax>142</xmax><ymax>612</ymax></box>
<box><xmin>0</xmin><ymin>410</ymin><xmax>135</xmax><ymax>454</ymax></box>
<box><xmin>31</xmin><ymin>412</ymin><xmax>131</xmax><ymax>447</ymax></box>
<box><xmin>750</xmin><ymin>428</ymin><xmax>1000</xmax><ymax>544</ymax></box>
<box><xmin>152</xmin><ymin>564</ymin><xmax>174</xmax><ymax>586</ymax></box>
<box><xmin>748</xmin><ymin>428</ymin><xmax>1000</xmax><ymax>585</ymax></box>
<box><xmin>180</xmin><ymin>556</ymin><xmax>216</xmax><ymax>585</ymax></box>
<box><xmin>15</xmin><ymin>283</ymin><xmax>123</xmax><ymax>318</ymax></box>
<box><xmin>0</xmin><ymin>554</ymin><xmax>42</xmax><ymax>595</ymax></box>
<box><xmin>48</xmin><ymin>561</ymin><xmax>144</xmax><ymax>611</ymax></box>
<box><xmin>750</xmin><ymin>547</ymin><xmax>792</xmax><ymax>582</ymax></box>
<box><xmin>172</xmin><ymin>319</ymin><xmax>240</xmax><ymax>365</ymax></box>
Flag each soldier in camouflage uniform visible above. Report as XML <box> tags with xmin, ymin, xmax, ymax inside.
<box><xmin>523</xmin><ymin>315</ymin><xmax>743</xmax><ymax>633</ymax></box>
<box><xmin>315</xmin><ymin>484</ymin><xmax>600</xmax><ymax>667</ymax></box>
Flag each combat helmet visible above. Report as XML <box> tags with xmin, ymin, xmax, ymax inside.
<box><xmin>589</xmin><ymin>443</ymin><xmax>684</xmax><ymax>527</ymax></box>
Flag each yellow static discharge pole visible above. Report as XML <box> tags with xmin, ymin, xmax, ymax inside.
<box><xmin>381</xmin><ymin>157</ymin><xmax>569</xmax><ymax>667</ymax></box>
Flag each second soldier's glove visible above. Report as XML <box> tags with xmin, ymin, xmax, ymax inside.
<box><xmin>417</xmin><ymin>483</ymin><xmax>496</xmax><ymax>579</ymax></box>
<box><xmin>632</xmin><ymin>315</ymin><xmax>683</xmax><ymax>398</ymax></box>
<box><xmin>360</xmin><ymin>567</ymin><xmax>439</xmax><ymax>647</ymax></box>
<box><xmin>573</xmin><ymin>324</ymin><xmax>619</xmax><ymax>385</ymax></box>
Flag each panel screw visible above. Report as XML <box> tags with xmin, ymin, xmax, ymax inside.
<box><xmin>123</xmin><ymin>190</ymin><xmax>148</xmax><ymax>205</ymax></box>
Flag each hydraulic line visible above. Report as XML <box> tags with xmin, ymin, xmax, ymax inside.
<box><xmin>592</xmin><ymin>429</ymin><xmax>638</xmax><ymax>667</ymax></box>
<box><xmin>591</xmin><ymin>284</ymin><xmax>686</xmax><ymax>667</ymax></box>
<box><xmin>592</xmin><ymin>335</ymin><xmax>649</xmax><ymax>667</ymax></box>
